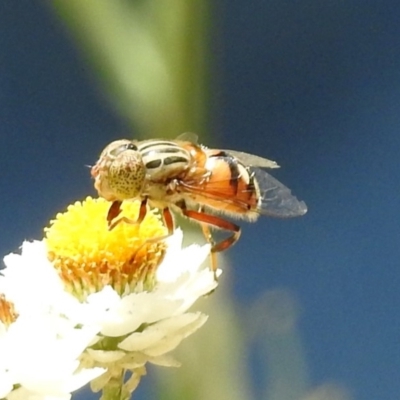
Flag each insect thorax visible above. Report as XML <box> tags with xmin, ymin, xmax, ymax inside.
<box><xmin>137</xmin><ymin>140</ymin><xmax>192</xmax><ymax>182</ymax></box>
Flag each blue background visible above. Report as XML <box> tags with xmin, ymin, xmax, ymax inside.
<box><xmin>1</xmin><ymin>2</ymin><xmax>400</xmax><ymax>399</ymax></box>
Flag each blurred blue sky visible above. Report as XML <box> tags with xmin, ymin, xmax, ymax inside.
<box><xmin>1</xmin><ymin>1</ymin><xmax>400</xmax><ymax>399</ymax></box>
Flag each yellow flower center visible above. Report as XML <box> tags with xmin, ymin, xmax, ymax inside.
<box><xmin>0</xmin><ymin>295</ymin><xmax>18</xmax><ymax>326</ymax></box>
<box><xmin>44</xmin><ymin>197</ymin><xmax>167</xmax><ymax>300</ymax></box>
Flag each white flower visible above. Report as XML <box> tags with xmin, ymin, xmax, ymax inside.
<box><xmin>0</xmin><ymin>197</ymin><xmax>220</xmax><ymax>399</ymax></box>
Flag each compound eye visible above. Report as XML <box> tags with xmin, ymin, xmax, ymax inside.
<box><xmin>110</xmin><ymin>142</ymin><xmax>138</xmax><ymax>157</ymax></box>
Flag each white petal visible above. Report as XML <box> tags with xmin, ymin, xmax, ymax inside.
<box><xmin>98</xmin><ymin>292</ymin><xmax>183</xmax><ymax>337</ymax></box>
<box><xmin>6</xmin><ymin>386</ymin><xmax>71</xmax><ymax>400</ymax></box>
<box><xmin>147</xmin><ymin>354</ymin><xmax>181</xmax><ymax>367</ymax></box>
<box><xmin>118</xmin><ymin>328</ymin><xmax>165</xmax><ymax>352</ymax></box>
<box><xmin>155</xmin><ymin>268</ymin><xmax>219</xmax><ymax>315</ymax></box>
<box><xmin>141</xmin><ymin>313</ymin><xmax>208</xmax><ymax>357</ymax></box>
<box><xmin>156</xmin><ymin>230</ymin><xmax>211</xmax><ymax>282</ymax></box>
<box><xmin>86</xmin><ymin>349</ymin><xmax>126</xmax><ymax>364</ymax></box>
<box><xmin>0</xmin><ymin>371</ymin><xmax>13</xmax><ymax>398</ymax></box>
<box><xmin>119</xmin><ymin>312</ymin><xmax>207</xmax><ymax>355</ymax></box>
<box><xmin>63</xmin><ymin>367</ymin><xmax>105</xmax><ymax>393</ymax></box>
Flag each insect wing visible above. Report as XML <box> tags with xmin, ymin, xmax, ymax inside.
<box><xmin>253</xmin><ymin>167</ymin><xmax>307</xmax><ymax>217</ymax></box>
<box><xmin>175</xmin><ymin>132</ymin><xmax>199</xmax><ymax>143</ymax></box>
<box><xmin>221</xmin><ymin>149</ymin><xmax>280</xmax><ymax>169</ymax></box>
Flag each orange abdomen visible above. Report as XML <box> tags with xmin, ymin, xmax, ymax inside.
<box><xmin>198</xmin><ymin>150</ymin><xmax>260</xmax><ymax>218</ymax></box>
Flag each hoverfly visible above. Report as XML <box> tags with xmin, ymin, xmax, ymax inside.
<box><xmin>91</xmin><ymin>133</ymin><xmax>307</xmax><ymax>272</ymax></box>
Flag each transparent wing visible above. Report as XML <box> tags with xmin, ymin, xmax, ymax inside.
<box><xmin>221</xmin><ymin>150</ymin><xmax>280</xmax><ymax>169</ymax></box>
<box><xmin>176</xmin><ymin>135</ymin><xmax>279</xmax><ymax>169</ymax></box>
<box><xmin>178</xmin><ymin>167</ymin><xmax>306</xmax><ymax>218</ymax></box>
<box><xmin>176</xmin><ymin>132</ymin><xmax>199</xmax><ymax>143</ymax></box>
<box><xmin>252</xmin><ymin>167</ymin><xmax>307</xmax><ymax>217</ymax></box>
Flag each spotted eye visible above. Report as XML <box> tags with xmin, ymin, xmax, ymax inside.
<box><xmin>110</xmin><ymin>142</ymin><xmax>138</xmax><ymax>157</ymax></box>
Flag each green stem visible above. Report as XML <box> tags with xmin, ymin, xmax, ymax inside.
<box><xmin>101</xmin><ymin>369</ymin><xmax>129</xmax><ymax>400</ymax></box>
<box><xmin>50</xmin><ymin>0</ymin><xmax>211</xmax><ymax>140</ymax></box>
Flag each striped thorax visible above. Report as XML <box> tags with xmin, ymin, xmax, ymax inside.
<box><xmin>136</xmin><ymin>140</ymin><xmax>192</xmax><ymax>181</ymax></box>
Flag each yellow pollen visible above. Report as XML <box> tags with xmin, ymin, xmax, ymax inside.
<box><xmin>0</xmin><ymin>295</ymin><xmax>18</xmax><ymax>326</ymax></box>
<box><xmin>44</xmin><ymin>197</ymin><xmax>168</xmax><ymax>299</ymax></box>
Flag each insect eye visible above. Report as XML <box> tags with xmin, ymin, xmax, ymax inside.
<box><xmin>110</xmin><ymin>142</ymin><xmax>138</xmax><ymax>157</ymax></box>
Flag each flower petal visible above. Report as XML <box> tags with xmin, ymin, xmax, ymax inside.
<box><xmin>119</xmin><ymin>312</ymin><xmax>207</xmax><ymax>355</ymax></box>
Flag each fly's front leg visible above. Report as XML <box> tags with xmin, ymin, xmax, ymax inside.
<box><xmin>108</xmin><ymin>198</ymin><xmax>174</xmax><ymax>250</ymax></box>
<box><xmin>107</xmin><ymin>198</ymin><xmax>148</xmax><ymax>230</ymax></box>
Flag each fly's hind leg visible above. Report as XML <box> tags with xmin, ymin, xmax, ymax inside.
<box><xmin>199</xmin><ymin>222</ymin><xmax>219</xmax><ymax>280</ymax></box>
<box><xmin>180</xmin><ymin>207</ymin><xmax>241</xmax><ymax>279</ymax></box>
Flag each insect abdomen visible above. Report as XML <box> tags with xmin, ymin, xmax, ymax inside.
<box><xmin>198</xmin><ymin>150</ymin><xmax>260</xmax><ymax>220</ymax></box>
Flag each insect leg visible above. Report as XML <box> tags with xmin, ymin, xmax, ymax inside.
<box><xmin>198</xmin><ymin>221</ymin><xmax>219</xmax><ymax>279</ymax></box>
<box><xmin>162</xmin><ymin>207</ymin><xmax>175</xmax><ymax>236</ymax></box>
<box><xmin>108</xmin><ymin>198</ymin><xmax>148</xmax><ymax>230</ymax></box>
<box><xmin>107</xmin><ymin>200</ymin><xmax>122</xmax><ymax>226</ymax></box>
<box><xmin>127</xmin><ymin>207</ymin><xmax>174</xmax><ymax>258</ymax></box>
<box><xmin>183</xmin><ymin>210</ymin><xmax>241</xmax><ymax>252</ymax></box>
<box><xmin>144</xmin><ymin>207</ymin><xmax>175</xmax><ymax>244</ymax></box>
<box><xmin>181</xmin><ymin>209</ymin><xmax>241</xmax><ymax>276</ymax></box>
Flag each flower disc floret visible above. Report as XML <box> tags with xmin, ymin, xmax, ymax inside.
<box><xmin>0</xmin><ymin>295</ymin><xmax>17</xmax><ymax>327</ymax></box>
<box><xmin>44</xmin><ymin>197</ymin><xmax>167</xmax><ymax>299</ymax></box>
